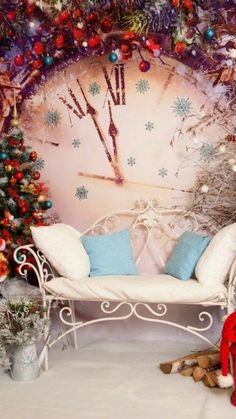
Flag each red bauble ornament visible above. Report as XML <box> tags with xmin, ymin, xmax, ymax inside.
<box><xmin>174</xmin><ymin>41</ymin><xmax>187</xmax><ymax>54</ymax></box>
<box><xmin>172</xmin><ymin>0</ymin><xmax>180</xmax><ymax>6</ymax></box>
<box><xmin>73</xmin><ymin>9</ymin><xmax>82</xmax><ymax>19</ymax></box>
<box><xmin>55</xmin><ymin>34</ymin><xmax>65</xmax><ymax>48</ymax></box>
<box><xmin>86</xmin><ymin>12</ymin><xmax>99</xmax><ymax>24</ymax></box>
<box><xmin>26</xmin><ymin>4</ymin><xmax>35</xmax><ymax>15</ymax></box>
<box><xmin>6</xmin><ymin>11</ymin><xmax>16</xmax><ymax>21</ymax></box>
<box><xmin>32</xmin><ymin>58</ymin><xmax>43</xmax><ymax>69</ymax></box>
<box><xmin>14</xmin><ymin>54</ymin><xmax>24</xmax><ymax>66</ymax></box>
<box><xmin>7</xmin><ymin>29</ymin><xmax>14</xmax><ymax>37</ymax></box>
<box><xmin>73</xmin><ymin>28</ymin><xmax>84</xmax><ymax>41</ymax></box>
<box><xmin>100</xmin><ymin>17</ymin><xmax>113</xmax><ymax>33</ymax></box>
<box><xmin>32</xmin><ymin>210</ymin><xmax>43</xmax><ymax>220</ymax></box>
<box><xmin>183</xmin><ymin>0</ymin><xmax>193</xmax><ymax>10</ymax></box>
<box><xmin>120</xmin><ymin>43</ymin><xmax>132</xmax><ymax>60</ymax></box>
<box><xmin>20</xmin><ymin>206</ymin><xmax>28</xmax><ymax>214</ymax></box>
<box><xmin>122</xmin><ymin>31</ymin><xmax>136</xmax><ymax>41</ymax></box>
<box><xmin>33</xmin><ymin>41</ymin><xmax>44</xmax><ymax>55</ymax></box>
<box><xmin>14</xmin><ymin>171</ymin><xmax>24</xmax><ymax>181</ymax></box>
<box><xmin>54</xmin><ymin>16</ymin><xmax>61</xmax><ymax>26</ymax></box>
<box><xmin>88</xmin><ymin>35</ymin><xmax>101</xmax><ymax>49</ymax></box>
<box><xmin>30</xmin><ymin>151</ymin><xmax>37</xmax><ymax>161</ymax></box>
<box><xmin>139</xmin><ymin>60</ymin><xmax>151</xmax><ymax>72</ymax></box>
<box><xmin>59</xmin><ymin>10</ymin><xmax>70</xmax><ymax>22</ymax></box>
<box><xmin>32</xmin><ymin>171</ymin><xmax>40</xmax><ymax>180</ymax></box>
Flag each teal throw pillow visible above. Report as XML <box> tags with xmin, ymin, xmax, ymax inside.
<box><xmin>81</xmin><ymin>229</ymin><xmax>138</xmax><ymax>276</ymax></box>
<box><xmin>164</xmin><ymin>231</ymin><xmax>211</xmax><ymax>281</ymax></box>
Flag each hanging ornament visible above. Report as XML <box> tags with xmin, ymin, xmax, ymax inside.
<box><xmin>172</xmin><ymin>0</ymin><xmax>180</xmax><ymax>6</ymax></box>
<box><xmin>88</xmin><ymin>35</ymin><xmax>101</xmax><ymax>49</ymax></box>
<box><xmin>43</xmin><ymin>55</ymin><xmax>53</xmax><ymax>66</ymax></box>
<box><xmin>32</xmin><ymin>210</ymin><xmax>43</xmax><ymax>220</ymax></box>
<box><xmin>26</xmin><ymin>4</ymin><xmax>35</xmax><ymax>15</ymax></box>
<box><xmin>183</xmin><ymin>0</ymin><xmax>193</xmax><ymax>10</ymax></box>
<box><xmin>9</xmin><ymin>176</ymin><xmax>17</xmax><ymax>186</ymax></box>
<box><xmin>32</xmin><ymin>58</ymin><xmax>43</xmax><ymax>69</ymax></box>
<box><xmin>0</xmin><ymin>152</ymin><xmax>9</xmax><ymax>160</ymax></box>
<box><xmin>120</xmin><ymin>43</ymin><xmax>132</xmax><ymax>60</ymax></box>
<box><xmin>14</xmin><ymin>54</ymin><xmax>24</xmax><ymax>66</ymax></box>
<box><xmin>5</xmin><ymin>164</ymin><xmax>13</xmax><ymax>173</ymax></box>
<box><xmin>200</xmin><ymin>184</ymin><xmax>209</xmax><ymax>193</ymax></box>
<box><xmin>204</xmin><ymin>28</ymin><xmax>215</xmax><ymax>42</ymax></box>
<box><xmin>100</xmin><ymin>17</ymin><xmax>113</xmax><ymax>33</ymax></box>
<box><xmin>59</xmin><ymin>10</ymin><xmax>70</xmax><ymax>22</ymax></box>
<box><xmin>32</xmin><ymin>171</ymin><xmax>40</xmax><ymax>180</ymax></box>
<box><xmin>0</xmin><ymin>238</ymin><xmax>6</xmax><ymax>251</ymax></box>
<box><xmin>73</xmin><ymin>9</ymin><xmax>82</xmax><ymax>19</ymax></box>
<box><xmin>6</xmin><ymin>11</ymin><xmax>16</xmax><ymax>21</ymax></box>
<box><xmin>86</xmin><ymin>12</ymin><xmax>99</xmax><ymax>24</ymax></box>
<box><xmin>108</xmin><ymin>52</ymin><xmax>118</xmax><ymax>63</ymax></box>
<box><xmin>14</xmin><ymin>171</ymin><xmax>24</xmax><ymax>181</ymax></box>
<box><xmin>43</xmin><ymin>200</ymin><xmax>53</xmax><ymax>209</ymax></box>
<box><xmin>33</xmin><ymin>41</ymin><xmax>44</xmax><ymax>55</ymax></box>
<box><xmin>139</xmin><ymin>60</ymin><xmax>151</xmax><ymax>72</ymax></box>
<box><xmin>73</xmin><ymin>28</ymin><xmax>85</xmax><ymax>41</ymax></box>
<box><xmin>55</xmin><ymin>34</ymin><xmax>65</xmax><ymax>49</ymax></box>
<box><xmin>122</xmin><ymin>32</ymin><xmax>136</xmax><ymax>41</ymax></box>
<box><xmin>174</xmin><ymin>41</ymin><xmax>187</xmax><ymax>54</ymax></box>
<box><xmin>37</xmin><ymin>194</ymin><xmax>47</xmax><ymax>202</ymax></box>
<box><xmin>30</xmin><ymin>151</ymin><xmax>37</xmax><ymax>161</ymax></box>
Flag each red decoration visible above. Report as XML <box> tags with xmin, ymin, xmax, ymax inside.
<box><xmin>122</xmin><ymin>32</ymin><xmax>136</xmax><ymax>41</ymax></box>
<box><xmin>54</xmin><ymin>16</ymin><xmax>61</xmax><ymax>26</ymax></box>
<box><xmin>88</xmin><ymin>35</ymin><xmax>101</xmax><ymax>49</ymax></box>
<box><xmin>73</xmin><ymin>9</ymin><xmax>82</xmax><ymax>19</ymax></box>
<box><xmin>9</xmin><ymin>176</ymin><xmax>17</xmax><ymax>186</ymax></box>
<box><xmin>32</xmin><ymin>58</ymin><xmax>43</xmax><ymax>69</ymax></box>
<box><xmin>7</xmin><ymin>29</ymin><xmax>14</xmax><ymax>38</ymax></box>
<box><xmin>172</xmin><ymin>0</ymin><xmax>180</xmax><ymax>6</ymax></box>
<box><xmin>33</xmin><ymin>41</ymin><xmax>44</xmax><ymax>55</ymax></box>
<box><xmin>26</xmin><ymin>4</ymin><xmax>36</xmax><ymax>15</ymax></box>
<box><xmin>32</xmin><ymin>171</ymin><xmax>40</xmax><ymax>180</ymax></box>
<box><xmin>59</xmin><ymin>10</ymin><xmax>70</xmax><ymax>22</ymax></box>
<box><xmin>100</xmin><ymin>17</ymin><xmax>113</xmax><ymax>33</ymax></box>
<box><xmin>14</xmin><ymin>54</ymin><xmax>24</xmax><ymax>66</ymax></box>
<box><xmin>6</xmin><ymin>11</ymin><xmax>16</xmax><ymax>21</ymax></box>
<box><xmin>139</xmin><ymin>60</ymin><xmax>151</xmax><ymax>72</ymax></box>
<box><xmin>55</xmin><ymin>34</ymin><xmax>65</xmax><ymax>49</ymax></box>
<box><xmin>73</xmin><ymin>28</ymin><xmax>85</xmax><ymax>41</ymax></box>
<box><xmin>30</xmin><ymin>151</ymin><xmax>37</xmax><ymax>161</ymax></box>
<box><xmin>14</xmin><ymin>171</ymin><xmax>24</xmax><ymax>181</ymax></box>
<box><xmin>174</xmin><ymin>41</ymin><xmax>187</xmax><ymax>54</ymax></box>
<box><xmin>86</xmin><ymin>12</ymin><xmax>99</xmax><ymax>24</ymax></box>
<box><xmin>120</xmin><ymin>43</ymin><xmax>132</xmax><ymax>60</ymax></box>
<box><xmin>183</xmin><ymin>0</ymin><xmax>193</xmax><ymax>10</ymax></box>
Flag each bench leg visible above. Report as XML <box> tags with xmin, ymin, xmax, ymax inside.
<box><xmin>69</xmin><ymin>300</ymin><xmax>78</xmax><ymax>349</ymax></box>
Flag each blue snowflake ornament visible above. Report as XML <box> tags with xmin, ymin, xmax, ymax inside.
<box><xmin>136</xmin><ymin>79</ymin><xmax>150</xmax><ymax>94</ymax></box>
<box><xmin>72</xmin><ymin>139</ymin><xmax>81</xmax><ymax>148</ymax></box>
<box><xmin>172</xmin><ymin>97</ymin><xmax>192</xmax><ymax>118</ymax></box>
<box><xmin>44</xmin><ymin>109</ymin><xmax>62</xmax><ymax>127</ymax></box>
<box><xmin>75</xmin><ymin>186</ymin><xmax>88</xmax><ymax>200</ymax></box>
<box><xmin>33</xmin><ymin>158</ymin><xmax>45</xmax><ymax>171</ymax></box>
<box><xmin>158</xmin><ymin>168</ymin><xmax>168</xmax><ymax>178</ymax></box>
<box><xmin>145</xmin><ymin>121</ymin><xmax>154</xmax><ymax>131</ymax></box>
<box><xmin>199</xmin><ymin>143</ymin><xmax>216</xmax><ymax>162</ymax></box>
<box><xmin>127</xmin><ymin>157</ymin><xmax>136</xmax><ymax>166</ymax></box>
<box><xmin>88</xmin><ymin>82</ymin><xmax>101</xmax><ymax>96</ymax></box>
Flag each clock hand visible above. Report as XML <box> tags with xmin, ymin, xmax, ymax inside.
<box><xmin>108</xmin><ymin>99</ymin><xmax>119</xmax><ymax>164</ymax></box>
<box><xmin>76</xmin><ymin>78</ymin><xmax>124</xmax><ymax>183</ymax></box>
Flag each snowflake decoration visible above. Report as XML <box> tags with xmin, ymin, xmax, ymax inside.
<box><xmin>127</xmin><ymin>157</ymin><xmax>136</xmax><ymax>166</ymax></box>
<box><xmin>72</xmin><ymin>139</ymin><xmax>81</xmax><ymax>148</ymax></box>
<box><xmin>136</xmin><ymin>79</ymin><xmax>150</xmax><ymax>94</ymax></box>
<box><xmin>199</xmin><ymin>143</ymin><xmax>216</xmax><ymax>162</ymax></box>
<box><xmin>88</xmin><ymin>82</ymin><xmax>101</xmax><ymax>96</ymax></box>
<box><xmin>158</xmin><ymin>167</ymin><xmax>168</xmax><ymax>178</ymax></box>
<box><xmin>75</xmin><ymin>186</ymin><xmax>88</xmax><ymax>200</ymax></box>
<box><xmin>44</xmin><ymin>109</ymin><xmax>62</xmax><ymax>128</ymax></box>
<box><xmin>145</xmin><ymin>121</ymin><xmax>154</xmax><ymax>131</ymax></box>
<box><xmin>172</xmin><ymin>97</ymin><xmax>192</xmax><ymax>118</ymax></box>
<box><xmin>33</xmin><ymin>158</ymin><xmax>45</xmax><ymax>171</ymax></box>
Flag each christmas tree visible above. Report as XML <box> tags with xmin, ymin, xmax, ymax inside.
<box><xmin>0</xmin><ymin>102</ymin><xmax>52</xmax><ymax>277</ymax></box>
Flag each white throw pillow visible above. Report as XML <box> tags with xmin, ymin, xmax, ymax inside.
<box><xmin>195</xmin><ymin>223</ymin><xmax>236</xmax><ymax>285</ymax></box>
<box><xmin>30</xmin><ymin>224</ymin><xmax>90</xmax><ymax>281</ymax></box>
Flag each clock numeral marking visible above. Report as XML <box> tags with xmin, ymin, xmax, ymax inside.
<box><xmin>102</xmin><ymin>64</ymin><xmax>126</xmax><ymax>106</ymax></box>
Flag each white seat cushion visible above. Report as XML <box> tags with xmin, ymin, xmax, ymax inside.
<box><xmin>44</xmin><ymin>274</ymin><xmax>227</xmax><ymax>304</ymax></box>
<box><xmin>195</xmin><ymin>223</ymin><xmax>236</xmax><ymax>285</ymax></box>
<box><xmin>31</xmin><ymin>224</ymin><xmax>90</xmax><ymax>281</ymax></box>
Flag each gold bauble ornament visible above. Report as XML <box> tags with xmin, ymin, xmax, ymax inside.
<box><xmin>5</xmin><ymin>164</ymin><xmax>13</xmax><ymax>173</ymax></box>
<box><xmin>10</xmin><ymin>117</ymin><xmax>19</xmax><ymax>127</ymax></box>
<box><xmin>37</xmin><ymin>194</ymin><xmax>47</xmax><ymax>202</ymax></box>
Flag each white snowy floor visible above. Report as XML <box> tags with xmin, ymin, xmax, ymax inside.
<box><xmin>0</xmin><ymin>339</ymin><xmax>235</xmax><ymax>419</ymax></box>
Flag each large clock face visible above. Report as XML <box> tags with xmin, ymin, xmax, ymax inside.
<box><xmin>21</xmin><ymin>53</ymin><xmax>225</xmax><ymax>227</ymax></box>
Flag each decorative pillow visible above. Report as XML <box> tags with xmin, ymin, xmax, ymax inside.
<box><xmin>164</xmin><ymin>231</ymin><xmax>211</xmax><ymax>281</ymax></box>
<box><xmin>195</xmin><ymin>223</ymin><xmax>236</xmax><ymax>285</ymax></box>
<box><xmin>30</xmin><ymin>224</ymin><xmax>90</xmax><ymax>281</ymax></box>
<box><xmin>81</xmin><ymin>229</ymin><xmax>138</xmax><ymax>276</ymax></box>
